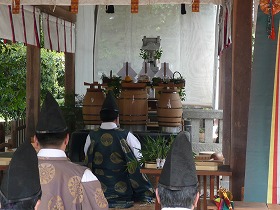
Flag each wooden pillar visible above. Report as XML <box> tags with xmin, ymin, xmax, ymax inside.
<box><xmin>219</xmin><ymin>45</ymin><xmax>232</xmax><ymax>165</ymax></box>
<box><xmin>26</xmin><ymin>45</ymin><xmax>40</xmax><ymax>142</ymax></box>
<box><xmin>231</xmin><ymin>0</ymin><xmax>252</xmax><ymax>200</ymax></box>
<box><xmin>65</xmin><ymin>52</ymin><xmax>75</xmax><ymax>105</ymax></box>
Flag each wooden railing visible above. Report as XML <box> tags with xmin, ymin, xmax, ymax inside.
<box><xmin>183</xmin><ymin>109</ymin><xmax>223</xmax><ymax>154</ymax></box>
<box><xmin>11</xmin><ymin>119</ymin><xmax>26</xmax><ymax>148</ymax></box>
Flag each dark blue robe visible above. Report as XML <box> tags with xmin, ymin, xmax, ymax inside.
<box><xmin>85</xmin><ymin>127</ymin><xmax>154</xmax><ymax>208</ymax></box>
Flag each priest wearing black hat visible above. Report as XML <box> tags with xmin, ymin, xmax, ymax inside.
<box><xmin>0</xmin><ymin>141</ymin><xmax>42</xmax><ymax>210</ymax></box>
<box><xmin>33</xmin><ymin>92</ymin><xmax>108</xmax><ymax>210</ymax></box>
<box><xmin>156</xmin><ymin>132</ymin><xmax>199</xmax><ymax>210</ymax></box>
<box><xmin>84</xmin><ymin>90</ymin><xmax>154</xmax><ymax>208</ymax></box>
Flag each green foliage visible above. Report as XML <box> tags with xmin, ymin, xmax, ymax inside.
<box><xmin>139</xmin><ymin>49</ymin><xmax>149</xmax><ymax>60</ymax></box>
<box><xmin>101</xmin><ymin>74</ymin><xmax>122</xmax><ymax>98</ymax></box>
<box><xmin>0</xmin><ymin>40</ymin><xmax>65</xmax><ymax>121</ymax></box>
<box><xmin>126</xmin><ymin>135</ymin><xmax>175</xmax><ymax>172</ymax></box>
<box><xmin>154</xmin><ymin>48</ymin><xmax>163</xmax><ymax>60</ymax></box>
<box><xmin>0</xmin><ymin>42</ymin><xmax>27</xmax><ymax>120</ymax></box>
<box><xmin>139</xmin><ymin>135</ymin><xmax>175</xmax><ymax>163</ymax></box>
<box><xmin>178</xmin><ymin>87</ymin><xmax>186</xmax><ymax>101</ymax></box>
<box><xmin>40</xmin><ymin>49</ymin><xmax>65</xmax><ymax>103</ymax></box>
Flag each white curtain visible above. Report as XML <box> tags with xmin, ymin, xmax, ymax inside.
<box><xmin>94</xmin><ymin>5</ymin><xmax>217</xmax><ymax>107</ymax></box>
<box><xmin>0</xmin><ymin>5</ymin><xmax>40</xmax><ymax>46</ymax></box>
<box><xmin>75</xmin><ymin>5</ymin><xmax>96</xmax><ymax>96</ymax></box>
<box><xmin>42</xmin><ymin>13</ymin><xmax>75</xmax><ymax>53</ymax></box>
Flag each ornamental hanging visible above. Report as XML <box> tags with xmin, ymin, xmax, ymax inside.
<box><xmin>260</xmin><ymin>0</ymin><xmax>280</xmax><ymax>40</ymax></box>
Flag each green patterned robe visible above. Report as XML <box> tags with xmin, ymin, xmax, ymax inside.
<box><xmin>85</xmin><ymin>128</ymin><xmax>154</xmax><ymax>208</ymax></box>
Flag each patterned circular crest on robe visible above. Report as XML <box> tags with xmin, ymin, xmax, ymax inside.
<box><xmin>127</xmin><ymin>162</ymin><xmax>136</xmax><ymax>174</ymax></box>
<box><xmin>100</xmin><ymin>133</ymin><xmax>114</xmax><ymax>146</ymax></box>
<box><xmin>114</xmin><ymin>181</ymin><xmax>127</xmax><ymax>193</ymax></box>
<box><xmin>95</xmin><ymin>168</ymin><xmax>105</xmax><ymax>175</ymax></box>
<box><xmin>94</xmin><ymin>152</ymin><xmax>103</xmax><ymax>165</ymax></box>
<box><xmin>130</xmin><ymin>179</ymin><xmax>139</xmax><ymax>189</ymax></box>
<box><xmin>95</xmin><ymin>188</ymin><xmax>108</xmax><ymax>208</ymax></box>
<box><xmin>39</xmin><ymin>163</ymin><xmax>55</xmax><ymax>184</ymax></box>
<box><xmin>110</xmin><ymin>152</ymin><xmax>123</xmax><ymax>164</ymax></box>
<box><xmin>68</xmin><ymin>176</ymin><xmax>84</xmax><ymax>203</ymax></box>
<box><xmin>48</xmin><ymin>195</ymin><xmax>64</xmax><ymax>210</ymax></box>
<box><xmin>120</xmin><ymin>139</ymin><xmax>131</xmax><ymax>153</ymax></box>
<box><xmin>260</xmin><ymin>0</ymin><xmax>280</xmax><ymax>15</ymax></box>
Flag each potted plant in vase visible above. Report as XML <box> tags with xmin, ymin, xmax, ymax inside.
<box><xmin>141</xmin><ymin>135</ymin><xmax>175</xmax><ymax>169</ymax></box>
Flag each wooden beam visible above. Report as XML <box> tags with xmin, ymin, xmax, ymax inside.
<box><xmin>65</xmin><ymin>52</ymin><xmax>75</xmax><ymax>100</ymax></box>
<box><xmin>26</xmin><ymin>45</ymin><xmax>40</xmax><ymax>142</ymax></box>
<box><xmin>219</xmin><ymin>45</ymin><xmax>232</xmax><ymax>165</ymax></box>
<box><xmin>36</xmin><ymin>5</ymin><xmax>76</xmax><ymax>23</ymax></box>
<box><xmin>231</xmin><ymin>0</ymin><xmax>252</xmax><ymax>200</ymax></box>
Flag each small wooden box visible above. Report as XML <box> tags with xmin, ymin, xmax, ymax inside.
<box><xmin>195</xmin><ymin>161</ymin><xmax>219</xmax><ymax>171</ymax></box>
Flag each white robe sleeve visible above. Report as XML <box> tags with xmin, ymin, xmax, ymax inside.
<box><xmin>84</xmin><ymin>134</ymin><xmax>91</xmax><ymax>156</ymax></box>
<box><xmin>126</xmin><ymin>132</ymin><xmax>142</xmax><ymax>160</ymax></box>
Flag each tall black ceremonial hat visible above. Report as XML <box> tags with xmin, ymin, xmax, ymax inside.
<box><xmin>0</xmin><ymin>141</ymin><xmax>41</xmax><ymax>203</ymax></box>
<box><xmin>101</xmin><ymin>90</ymin><xmax>119</xmax><ymax>112</ymax></box>
<box><xmin>159</xmin><ymin>131</ymin><xmax>198</xmax><ymax>190</ymax></box>
<box><xmin>36</xmin><ymin>92</ymin><xmax>67</xmax><ymax>133</ymax></box>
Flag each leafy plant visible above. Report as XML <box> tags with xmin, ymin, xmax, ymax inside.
<box><xmin>139</xmin><ymin>135</ymin><xmax>175</xmax><ymax>164</ymax></box>
<box><xmin>154</xmin><ymin>48</ymin><xmax>163</xmax><ymax>60</ymax></box>
<box><xmin>101</xmin><ymin>74</ymin><xmax>122</xmax><ymax>98</ymax></box>
<box><xmin>139</xmin><ymin>49</ymin><xmax>149</xmax><ymax>60</ymax></box>
<box><xmin>178</xmin><ymin>87</ymin><xmax>186</xmax><ymax>101</ymax></box>
<box><xmin>152</xmin><ymin>77</ymin><xmax>163</xmax><ymax>86</ymax></box>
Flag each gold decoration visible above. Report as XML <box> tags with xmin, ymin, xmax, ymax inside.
<box><xmin>131</xmin><ymin>0</ymin><xmax>139</xmax><ymax>13</ymax></box>
<box><xmin>39</xmin><ymin>163</ymin><xmax>55</xmax><ymax>185</ymax></box>
<box><xmin>94</xmin><ymin>152</ymin><xmax>103</xmax><ymax>165</ymax></box>
<box><xmin>71</xmin><ymin>0</ymin><xmax>79</xmax><ymax>14</ymax></box>
<box><xmin>48</xmin><ymin>196</ymin><xmax>64</xmax><ymax>210</ymax></box>
<box><xmin>101</xmin><ymin>133</ymin><xmax>113</xmax><ymax>146</ymax></box>
<box><xmin>12</xmin><ymin>0</ymin><xmax>20</xmax><ymax>14</ymax></box>
<box><xmin>192</xmin><ymin>0</ymin><xmax>200</xmax><ymax>12</ymax></box>
<box><xmin>95</xmin><ymin>188</ymin><xmax>108</xmax><ymax>208</ymax></box>
<box><xmin>110</xmin><ymin>152</ymin><xmax>123</xmax><ymax>164</ymax></box>
<box><xmin>120</xmin><ymin>139</ymin><xmax>131</xmax><ymax>153</ymax></box>
<box><xmin>68</xmin><ymin>176</ymin><xmax>84</xmax><ymax>204</ymax></box>
<box><xmin>130</xmin><ymin>179</ymin><xmax>139</xmax><ymax>189</ymax></box>
<box><xmin>114</xmin><ymin>181</ymin><xmax>127</xmax><ymax>193</ymax></box>
<box><xmin>95</xmin><ymin>168</ymin><xmax>105</xmax><ymax>175</ymax></box>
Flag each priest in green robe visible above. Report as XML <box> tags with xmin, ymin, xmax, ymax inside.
<box><xmin>84</xmin><ymin>90</ymin><xmax>154</xmax><ymax>208</ymax></box>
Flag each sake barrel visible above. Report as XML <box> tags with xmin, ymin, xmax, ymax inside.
<box><xmin>82</xmin><ymin>88</ymin><xmax>105</xmax><ymax>125</ymax></box>
<box><xmin>118</xmin><ymin>88</ymin><xmax>148</xmax><ymax>125</ymax></box>
<box><xmin>157</xmin><ymin>88</ymin><xmax>183</xmax><ymax>127</ymax></box>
